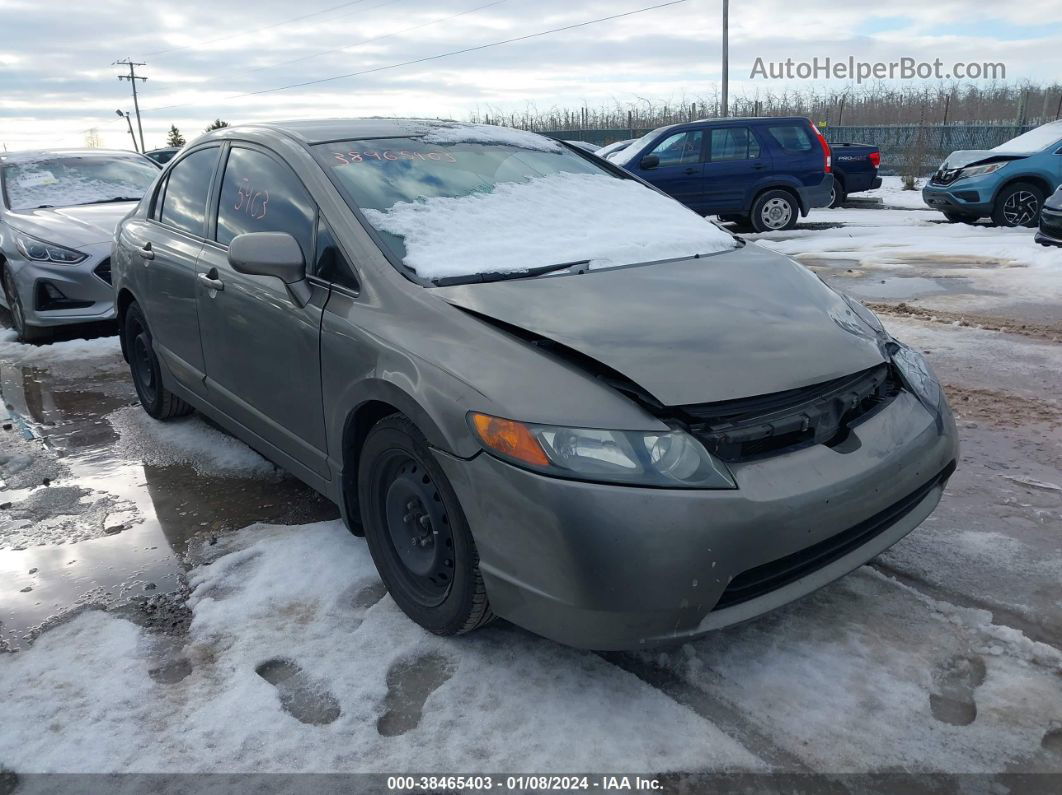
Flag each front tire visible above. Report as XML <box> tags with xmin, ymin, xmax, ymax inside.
<box><xmin>123</xmin><ymin>302</ymin><xmax>193</xmax><ymax>420</ymax></box>
<box><xmin>2</xmin><ymin>267</ymin><xmax>48</xmax><ymax>343</ymax></box>
<box><xmin>750</xmin><ymin>189</ymin><xmax>799</xmax><ymax>232</ymax></box>
<box><xmin>358</xmin><ymin>414</ymin><xmax>493</xmax><ymax>636</ymax></box>
<box><xmin>991</xmin><ymin>182</ymin><xmax>1043</xmax><ymax>228</ymax></box>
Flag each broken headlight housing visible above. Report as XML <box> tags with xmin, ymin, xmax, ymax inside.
<box><xmin>469</xmin><ymin>412</ymin><xmax>736</xmax><ymax>489</ymax></box>
<box><xmin>891</xmin><ymin>343</ymin><xmax>942</xmax><ymax>410</ymax></box>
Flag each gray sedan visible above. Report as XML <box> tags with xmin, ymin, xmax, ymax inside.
<box><xmin>112</xmin><ymin>119</ymin><xmax>958</xmax><ymax>650</ymax></box>
<box><xmin>0</xmin><ymin>149</ymin><xmax>160</xmax><ymax>341</ymax></box>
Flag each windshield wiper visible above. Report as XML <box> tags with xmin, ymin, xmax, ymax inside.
<box><xmin>432</xmin><ymin>259</ymin><xmax>591</xmax><ymax>287</ymax></box>
<box><xmin>77</xmin><ymin>197</ymin><xmax>141</xmax><ymax>205</ymax></box>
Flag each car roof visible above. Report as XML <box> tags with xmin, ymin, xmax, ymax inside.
<box><xmin>0</xmin><ymin>148</ymin><xmax>144</xmax><ymax>164</ymax></box>
<box><xmin>211</xmin><ymin>118</ymin><xmax>472</xmax><ymax>145</ymax></box>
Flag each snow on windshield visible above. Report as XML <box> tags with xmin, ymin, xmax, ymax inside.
<box><xmin>3</xmin><ymin>155</ymin><xmax>157</xmax><ymax>210</ymax></box>
<box><xmin>993</xmin><ymin>121</ymin><xmax>1062</xmax><ymax>154</ymax></box>
<box><xmin>363</xmin><ymin>171</ymin><xmax>737</xmax><ymax>280</ymax></box>
<box><xmin>421</xmin><ymin>122</ymin><xmax>564</xmax><ymax>153</ymax></box>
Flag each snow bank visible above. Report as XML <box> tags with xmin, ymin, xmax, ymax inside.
<box><xmin>108</xmin><ymin>406</ymin><xmax>277</xmax><ymax>479</ymax></box>
<box><xmin>861</xmin><ymin>175</ymin><xmax>930</xmax><ymax>209</ymax></box>
<box><xmin>0</xmin><ymin>520</ymin><xmax>758</xmax><ymax>773</ymax></box>
<box><xmin>420</xmin><ymin>122</ymin><xmax>563</xmax><ymax>153</ymax></box>
<box><xmin>0</xmin><ymin>333</ymin><xmax>120</xmax><ymax>365</ymax></box>
<box><xmin>364</xmin><ymin>171</ymin><xmax>736</xmax><ymax>279</ymax></box>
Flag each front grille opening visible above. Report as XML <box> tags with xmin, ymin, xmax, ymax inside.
<box><xmin>677</xmin><ymin>364</ymin><xmax>902</xmax><ymax>463</ymax></box>
<box><xmin>35</xmin><ymin>281</ymin><xmax>93</xmax><ymax>311</ymax></box>
<box><xmin>712</xmin><ymin>461</ymin><xmax>956</xmax><ymax>611</ymax></box>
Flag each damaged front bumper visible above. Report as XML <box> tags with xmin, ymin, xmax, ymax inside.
<box><xmin>435</xmin><ymin>389</ymin><xmax>958</xmax><ymax>651</ymax></box>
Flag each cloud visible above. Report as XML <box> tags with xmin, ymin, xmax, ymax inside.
<box><xmin>0</xmin><ymin>0</ymin><xmax>1059</xmax><ymax>151</ymax></box>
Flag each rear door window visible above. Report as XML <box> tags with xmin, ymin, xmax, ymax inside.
<box><xmin>158</xmin><ymin>147</ymin><xmax>221</xmax><ymax>236</ymax></box>
<box><xmin>710</xmin><ymin>127</ymin><xmax>760</xmax><ymax>161</ymax></box>
<box><xmin>215</xmin><ymin>147</ymin><xmax>315</xmax><ymax>262</ymax></box>
<box><xmin>648</xmin><ymin>130</ymin><xmax>704</xmax><ymax>166</ymax></box>
<box><xmin>766</xmin><ymin>125</ymin><xmax>813</xmax><ymax>153</ymax></box>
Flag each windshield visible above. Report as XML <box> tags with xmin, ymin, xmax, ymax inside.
<box><xmin>2</xmin><ymin>153</ymin><xmax>158</xmax><ymax>210</ymax></box>
<box><xmin>993</xmin><ymin>121</ymin><xmax>1062</xmax><ymax>154</ymax></box>
<box><xmin>314</xmin><ymin>135</ymin><xmax>736</xmax><ymax>282</ymax></box>
<box><xmin>609</xmin><ymin>127</ymin><xmax>666</xmax><ymax>165</ymax></box>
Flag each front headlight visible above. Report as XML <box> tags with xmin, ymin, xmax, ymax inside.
<box><xmin>891</xmin><ymin>343</ymin><xmax>941</xmax><ymax>409</ymax></box>
<box><xmin>957</xmin><ymin>161</ymin><xmax>1006</xmax><ymax>180</ymax></box>
<box><xmin>14</xmin><ymin>232</ymin><xmax>87</xmax><ymax>264</ymax></box>
<box><xmin>469</xmin><ymin>412</ymin><xmax>735</xmax><ymax>489</ymax></box>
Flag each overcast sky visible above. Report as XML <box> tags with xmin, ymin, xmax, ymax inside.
<box><xmin>1</xmin><ymin>0</ymin><xmax>1061</xmax><ymax>151</ymax></box>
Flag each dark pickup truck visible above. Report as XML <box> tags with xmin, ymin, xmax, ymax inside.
<box><xmin>829</xmin><ymin>143</ymin><xmax>882</xmax><ymax>207</ymax></box>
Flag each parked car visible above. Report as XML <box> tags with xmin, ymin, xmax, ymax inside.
<box><xmin>563</xmin><ymin>139</ymin><xmax>599</xmax><ymax>154</ymax></box>
<box><xmin>113</xmin><ymin>119</ymin><xmax>957</xmax><ymax>650</ymax></box>
<box><xmin>607</xmin><ymin>117</ymin><xmax>833</xmax><ymax>232</ymax></box>
<box><xmin>1035</xmin><ymin>186</ymin><xmax>1062</xmax><ymax>247</ymax></box>
<box><xmin>827</xmin><ymin>142</ymin><xmax>882</xmax><ymax>207</ymax></box>
<box><xmin>597</xmin><ymin>138</ymin><xmax>634</xmax><ymax>159</ymax></box>
<box><xmin>0</xmin><ymin>149</ymin><xmax>160</xmax><ymax>341</ymax></box>
<box><xmin>923</xmin><ymin>120</ymin><xmax>1062</xmax><ymax>227</ymax></box>
<box><xmin>144</xmin><ymin>147</ymin><xmax>181</xmax><ymax>165</ymax></box>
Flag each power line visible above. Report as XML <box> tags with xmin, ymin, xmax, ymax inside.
<box><xmin>149</xmin><ymin>0</ymin><xmax>688</xmax><ymax>110</ymax></box>
<box><xmin>250</xmin><ymin>0</ymin><xmax>509</xmax><ymax>73</ymax></box>
<box><xmin>148</xmin><ymin>0</ymin><xmax>381</xmax><ymax>57</ymax></box>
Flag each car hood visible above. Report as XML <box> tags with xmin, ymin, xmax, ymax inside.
<box><xmin>435</xmin><ymin>243</ymin><xmax>887</xmax><ymax>407</ymax></box>
<box><xmin>7</xmin><ymin>203</ymin><xmax>137</xmax><ymax>247</ymax></box>
<box><xmin>939</xmin><ymin>149</ymin><xmax>1028</xmax><ymax>170</ymax></box>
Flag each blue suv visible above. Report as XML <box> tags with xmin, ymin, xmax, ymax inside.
<box><xmin>923</xmin><ymin>120</ymin><xmax>1062</xmax><ymax>227</ymax></box>
<box><xmin>606</xmin><ymin>117</ymin><xmax>833</xmax><ymax>232</ymax></box>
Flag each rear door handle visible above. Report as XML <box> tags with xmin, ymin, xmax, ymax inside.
<box><xmin>197</xmin><ymin>271</ymin><xmax>224</xmax><ymax>292</ymax></box>
<box><xmin>138</xmin><ymin>242</ymin><xmax>154</xmax><ymax>260</ymax></box>
<box><xmin>752</xmin><ymin>163</ymin><xmax>767</xmax><ymax>170</ymax></box>
<box><xmin>683</xmin><ymin>167</ymin><xmax>697</xmax><ymax>175</ymax></box>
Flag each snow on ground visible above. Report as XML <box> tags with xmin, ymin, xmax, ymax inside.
<box><xmin>0</xmin><ymin>520</ymin><xmax>760</xmax><ymax>773</ymax></box>
<box><xmin>0</xmin><ymin>333</ymin><xmax>120</xmax><ymax>365</ymax></box>
<box><xmin>861</xmin><ymin>175</ymin><xmax>929</xmax><ymax>209</ymax></box>
<box><xmin>750</xmin><ymin>204</ymin><xmax>1062</xmax><ymax>311</ymax></box>
<box><xmin>364</xmin><ymin>171</ymin><xmax>736</xmax><ymax>279</ymax></box>
<box><xmin>107</xmin><ymin>406</ymin><xmax>277</xmax><ymax>479</ymax></box>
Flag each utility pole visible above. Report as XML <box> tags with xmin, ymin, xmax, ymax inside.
<box><xmin>115</xmin><ymin>59</ymin><xmax>147</xmax><ymax>153</ymax></box>
<box><xmin>721</xmin><ymin>0</ymin><xmax>729</xmax><ymax>117</ymax></box>
<box><xmin>116</xmin><ymin>110</ymin><xmax>139</xmax><ymax>152</ymax></box>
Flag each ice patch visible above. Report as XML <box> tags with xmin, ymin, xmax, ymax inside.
<box><xmin>364</xmin><ymin>171</ymin><xmax>737</xmax><ymax>279</ymax></box>
<box><xmin>108</xmin><ymin>406</ymin><xmax>277</xmax><ymax>479</ymax></box>
<box><xmin>0</xmin><ymin>520</ymin><xmax>760</xmax><ymax>773</ymax></box>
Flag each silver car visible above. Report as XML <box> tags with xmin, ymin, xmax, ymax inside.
<box><xmin>112</xmin><ymin>120</ymin><xmax>958</xmax><ymax>650</ymax></box>
<box><xmin>0</xmin><ymin>149</ymin><xmax>159</xmax><ymax>341</ymax></box>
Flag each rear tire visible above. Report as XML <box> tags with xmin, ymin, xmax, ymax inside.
<box><xmin>358</xmin><ymin>414</ymin><xmax>494</xmax><ymax>636</ymax></box>
<box><xmin>2</xmin><ymin>267</ymin><xmax>48</xmax><ymax>343</ymax></box>
<box><xmin>123</xmin><ymin>302</ymin><xmax>193</xmax><ymax>420</ymax></box>
<box><xmin>827</xmin><ymin>177</ymin><xmax>846</xmax><ymax>209</ymax></box>
<box><xmin>991</xmin><ymin>182</ymin><xmax>1043</xmax><ymax>228</ymax></box>
<box><xmin>750</xmin><ymin>189</ymin><xmax>799</xmax><ymax>232</ymax></box>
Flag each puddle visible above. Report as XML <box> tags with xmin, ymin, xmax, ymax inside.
<box><xmin>1</xmin><ymin>329</ymin><xmax>338</xmax><ymax>650</ymax></box>
<box><xmin>840</xmin><ymin>276</ymin><xmax>952</xmax><ymax>300</ymax></box>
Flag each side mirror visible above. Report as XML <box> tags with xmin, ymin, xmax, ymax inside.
<box><xmin>228</xmin><ymin>231</ymin><xmax>311</xmax><ymax>306</ymax></box>
<box><xmin>640</xmin><ymin>154</ymin><xmax>660</xmax><ymax>170</ymax></box>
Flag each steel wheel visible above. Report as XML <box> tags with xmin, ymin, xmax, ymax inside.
<box><xmin>379</xmin><ymin>452</ymin><xmax>455</xmax><ymax>607</ymax></box>
<box><xmin>129</xmin><ymin>318</ymin><xmax>158</xmax><ymax>406</ymax></box>
<box><xmin>760</xmin><ymin>197</ymin><xmax>793</xmax><ymax>230</ymax></box>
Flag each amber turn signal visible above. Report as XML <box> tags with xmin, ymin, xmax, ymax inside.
<box><xmin>469</xmin><ymin>412</ymin><xmax>551</xmax><ymax>468</ymax></box>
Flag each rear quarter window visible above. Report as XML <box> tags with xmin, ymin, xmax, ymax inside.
<box><xmin>766</xmin><ymin>125</ymin><xmax>813</xmax><ymax>154</ymax></box>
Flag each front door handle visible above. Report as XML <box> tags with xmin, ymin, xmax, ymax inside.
<box><xmin>683</xmin><ymin>167</ymin><xmax>697</xmax><ymax>175</ymax></box>
<box><xmin>752</xmin><ymin>163</ymin><xmax>767</xmax><ymax>170</ymax></box>
<box><xmin>138</xmin><ymin>242</ymin><xmax>154</xmax><ymax>260</ymax></box>
<box><xmin>197</xmin><ymin>271</ymin><xmax>224</xmax><ymax>292</ymax></box>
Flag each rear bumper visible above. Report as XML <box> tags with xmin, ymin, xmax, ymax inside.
<box><xmin>801</xmin><ymin>174</ymin><xmax>834</xmax><ymax>211</ymax></box>
<box><xmin>436</xmin><ymin>390</ymin><xmax>958</xmax><ymax>650</ymax></box>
